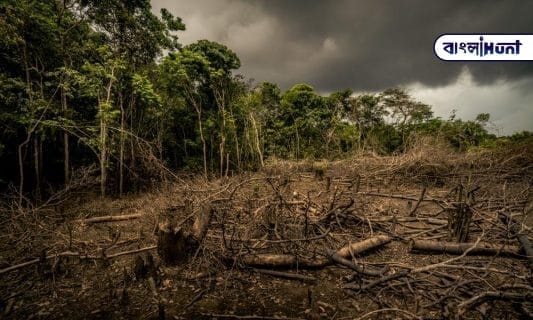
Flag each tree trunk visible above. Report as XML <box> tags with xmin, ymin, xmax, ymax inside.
<box><xmin>18</xmin><ymin>142</ymin><xmax>26</xmax><ymax>206</ymax></box>
<box><xmin>100</xmin><ymin>111</ymin><xmax>107</xmax><ymax>198</ymax></box>
<box><xmin>99</xmin><ymin>67</ymin><xmax>115</xmax><ymax>198</ymax></box>
<box><xmin>18</xmin><ymin>44</ymin><xmax>33</xmax><ymax>206</ymax></box>
<box><xmin>129</xmin><ymin>97</ymin><xmax>136</xmax><ymax>192</ymax></box>
<box><xmin>33</xmin><ymin>136</ymin><xmax>41</xmax><ymax>201</ymax></box>
<box><xmin>249</xmin><ymin>112</ymin><xmax>264</xmax><ymax>168</ymax></box>
<box><xmin>119</xmin><ymin>93</ymin><xmax>125</xmax><ymax>196</ymax></box>
<box><xmin>193</xmin><ymin>103</ymin><xmax>207</xmax><ymax>179</ymax></box>
<box><xmin>62</xmin><ymin>96</ymin><xmax>70</xmax><ymax>185</ymax></box>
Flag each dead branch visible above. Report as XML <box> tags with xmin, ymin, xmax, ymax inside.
<box><xmin>239</xmin><ymin>254</ymin><xmax>327</xmax><ymax>268</ymax></box>
<box><xmin>354</xmin><ymin>307</ymin><xmax>422</xmax><ymax>320</ymax></box>
<box><xmin>409</xmin><ymin>185</ymin><xmax>427</xmax><ymax>216</ymax></box>
<box><xmin>357</xmin><ymin>191</ymin><xmax>442</xmax><ymax>204</ymax></box>
<box><xmin>251</xmin><ymin>268</ymin><xmax>317</xmax><ymax>282</ymax></box>
<box><xmin>326</xmin><ymin>250</ymin><xmax>383</xmax><ymax>276</ymax></box>
<box><xmin>336</xmin><ymin>235</ymin><xmax>392</xmax><ymax>257</ymax></box>
<box><xmin>0</xmin><ymin>246</ymin><xmax>157</xmax><ymax>275</ymax></box>
<box><xmin>75</xmin><ymin>213</ymin><xmax>143</xmax><ymax>224</ymax></box>
<box><xmin>237</xmin><ymin>235</ymin><xmax>392</xmax><ymax>269</ymax></box>
<box><xmin>200</xmin><ymin>314</ymin><xmax>305</xmax><ymax>320</ymax></box>
<box><xmin>343</xmin><ymin>269</ymin><xmax>410</xmax><ymax>291</ymax></box>
<box><xmin>457</xmin><ymin>291</ymin><xmax>533</xmax><ymax>317</ymax></box>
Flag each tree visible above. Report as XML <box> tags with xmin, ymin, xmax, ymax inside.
<box><xmin>185</xmin><ymin>40</ymin><xmax>241</xmax><ymax>176</ymax></box>
<box><xmin>279</xmin><ymin>84</ymin><xmax>330</xmax><ymax>159</ymax></box>
<box><xmin>80</xmin><ymin>0</ymin><xmax>185</xmax><ymax>194</ymax></box>
<box><xmin>350</xmin><ymin>94</ymin><xmax>388</xmax><ymax>150</ymax></box>
<box><xmin>381</xmin><ymin>88</ymin><xmax>432</xmax><ymax>146</ymax></box>
<box><xmin>159</xmin><ymin>49</ymin><xmax>211</xmax><ymax>177</ymax></box>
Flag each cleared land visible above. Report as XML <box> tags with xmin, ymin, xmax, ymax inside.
<box><xmin>1</xmin><ymin>143</ymin><xmax>532</xmax><ymax>319</ymax></box>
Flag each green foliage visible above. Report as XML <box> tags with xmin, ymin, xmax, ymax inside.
<box><xmin>0</xmin><ymin>0</ymin><xmax>526</xmax><ymax>199</ymax></box>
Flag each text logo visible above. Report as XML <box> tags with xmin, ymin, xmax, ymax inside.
<box><xmin>434</xmin><ymin>34</ymin><xmax>533</xmax><ymax>61</ymax></box>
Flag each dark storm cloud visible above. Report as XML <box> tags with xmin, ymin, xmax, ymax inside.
<box><xmin>153</xmin><ymin>0</ymin><xmax>533</xmax><ymax>91</ymax></box>
<box><xmin>152</xmin><ymin>0</ymin><xmax>532</xmax><ymax>133</ymax></box>
<box><xmin>248</xmin><ymin>0</ymin><xmax>533</xmax><ymax>91</ymax></box>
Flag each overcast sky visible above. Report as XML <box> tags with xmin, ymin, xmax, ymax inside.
<box><xmin>152</xmin><ymin>0</ymin><xmax>533</xmax><ymax>135</ymax></box>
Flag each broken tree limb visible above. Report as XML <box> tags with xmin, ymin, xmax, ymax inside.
<box><xmin>237</xmin><ymin>235</ymin><xmax>392</xmax><ymax>269</ymax></box>
<box><xmin>343</xmin><ymin>269</ymin><xmax>410</xmax><ymax>291</ymax></box>
<box><xmin>336</xmin><ymin>235</ymin><xmax>392</xmax><ymax>258</ymax></box>
<box><xmin>410</xmin><ymin>240</ymin><xmax>523</xmax><ymax>258</ymax></box>
<box><xmin>252</xmin><ymin>268</ymin><xmax>317</xmax><ymax>282</ymax></box>
<box><xmin>239</xmin><ymin>254</ymin><xmax>327</xmax><ymax>268</ymax></box>
<box><xmin>326</xmin><ymin>250</ymin><xmax>383</xmax><ymax>276</ymax></box>
<box><xmin>409</xmin><ymin>185</ymin><xmax>426</xmax><ymax>216</ymax></box>
<box><xmin>357</xmin><ymin>191</ymin><xmax>442</xmax><ymax>204</ymax></box>
<box><xmin>75</xmin><ymin>213</ymin><xmax>143</xmax><ymax>224</ymax></box>
<box><xmin>346</xmin><ymin>234</ymin><xmax>490</xmax><ymax>292</ymax></box>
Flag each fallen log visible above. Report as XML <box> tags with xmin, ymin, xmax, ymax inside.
<box><xmin>240</xmin><ymin>254</ymin><xmax>327</xmax><ymax>268</ymax></box>
<box><xmin>76</xmin><ymin>213</ymin><xmax>143</xmax><ymax>224</ymax></box>
<box><xmin>238</xmin><ymin>235</ymin><xmax>392</xmax><ymax>269</ymax></box>
<box><xmin>410</xmin><ymin>240</ymin><xmax>523</xmax><ymax>258</ymax></box>
<box><xmin>336</xmin><ymin>235</ymin><xmax>392</xmax><ymax>258</ymax></box>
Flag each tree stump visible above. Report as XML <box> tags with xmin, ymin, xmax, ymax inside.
<box><xmin>448</xmin><ymin>204</ymin><xmax>472</xmax><ymax>242</ymax></box>
<box><xmin>157</xmin><ymin>204</ymin><xmax>212</xmax><ymax>265</ymax></box>
<box><xmin>447</xmin><ymin>185</ymin><xmax>475</xmax><ymax>242</ymax></box>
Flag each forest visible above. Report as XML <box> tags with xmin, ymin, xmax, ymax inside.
<box><xmin>1</xmin><ymin>1</ymin><xmax>532</xmax><ymax>319</ymax></box>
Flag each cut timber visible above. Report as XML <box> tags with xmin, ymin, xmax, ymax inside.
<box><xmin>336</xmin><ymin>235</ymin><xmax>392</xmax><ymax>258</ymax></box>
<box><xmin>238</xmin><ymin>235</ymin><xmax>392</xmax><ymax>269</ymax></box>
<box><xmin>157</xmin><ymin>204</ymin><xmax>213</xmax><ymax>265</ymax></box>
<box><xmin>76</xmin><ymin>213</ymin><xmax>143</xmax><ymax>224</ymax></box>
<box><xmin>410</xmin><ymin>240</ymin><xmax>523</xmax><ymax>258</ymax></box>
<box><xmin>240</xmin><ymin>254</ymin><xmax>327</xmax><ymax>268</ymax></box>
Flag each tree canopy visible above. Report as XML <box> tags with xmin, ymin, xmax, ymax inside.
<box><xmin>0</xmin><ymin>0</ymin><xmax>521</xmax><ymax>201</ymax></box>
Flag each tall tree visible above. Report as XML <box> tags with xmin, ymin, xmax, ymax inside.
<box><xmin>184</xmin><ymin>40</ymin><xmax>241</xmax><ymax>176</ymax></box>
<box><xmin>381</xmin><ymin>88</ymin><xmax>432</xmax><ymax>144</ymax></box>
